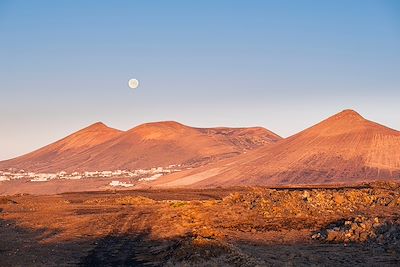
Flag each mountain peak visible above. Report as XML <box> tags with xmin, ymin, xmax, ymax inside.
<box><xmin>72</xmin><ymin>122</ymin><xmax>123</xmax><ymax>139</ymax></box>
<box><xmin>296</xmin><ymin>109</ymin><xmax>392</xmax><ymax>138</ymax></box>
<box><xmin>132</xmin><ymin>121</ymin><xmax>188</xmax><ymax>132</ymax></box>
<box><xmin>128</xmin><ymin>121</ymin><xmax>191</xmax><ymax>140</ymax></box>
<box><xmin>88</xmin><ymin>122</ymin><xmax>107</xmax><ymax>128</ymax></box>
<box><xmin>320</xmin><ymin>109</ymin><xmax>365</xmax><ymax>126</ymax></box>
<box><xmin>336</xmin><ymin>109</ymin><xmax>363</xmax><ymax>119</ymax></box>
<box><xmin>76</xmin><ymin>122</ymin><xmax>104</xmax><ymax>132</ymax></box>
<box><xmin>144</xmin><ymin>121</ymin><xmax>185</xmax><ymax>128</ymax></box>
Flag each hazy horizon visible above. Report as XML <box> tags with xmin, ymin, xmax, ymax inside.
<box><xmin>1</xmin><ymin>0</ymin><xmax>400</xmax><ymax>160</ymax></box>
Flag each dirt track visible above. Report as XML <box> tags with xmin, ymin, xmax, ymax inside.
<box><xmin>1</xmin><ymin>183</ymin><xmax>400</xmax><ymax>266</ymax></box>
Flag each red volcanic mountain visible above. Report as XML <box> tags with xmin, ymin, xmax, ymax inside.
<box><xmin>154</xmin><ymin>110</ymin><xmax>400</xmax><ymax>187</ymax></box>
<box><xmin>0</xmin><ymin>121</ymin><xmax>281</xmax><ymax>172</ymax></box>
<box><xmin>0</xmin><ymin>122</ymin><xmax>122</xmax><ymax>172</ymax></box>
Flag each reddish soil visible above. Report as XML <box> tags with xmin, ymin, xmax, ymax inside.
<box><xmin>1</xmin><ymin>183</ymin><xmax>400</xmax><ymax>266</ymax></box>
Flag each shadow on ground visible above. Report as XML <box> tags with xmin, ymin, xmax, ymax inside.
<box><xmin>1</xmin><ymin>217</ymin><xmax>400</xmax><ymax>267</ymax></box>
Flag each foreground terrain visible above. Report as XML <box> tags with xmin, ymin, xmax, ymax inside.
<box><xmin>1</xmin><ymin>183</ymin><xmax>400</xmax><ymax>266</ymax></box>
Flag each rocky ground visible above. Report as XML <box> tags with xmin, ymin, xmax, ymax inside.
<box><xmin>1</xmin><ymin>183</ymin><xmax>400</xmax><ymax>266</ymax></box>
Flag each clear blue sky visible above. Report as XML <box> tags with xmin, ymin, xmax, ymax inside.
<box><xmin>1</xmin><ymin>0</ymin><xmax>399</xmax><ymax>160</ymax></box>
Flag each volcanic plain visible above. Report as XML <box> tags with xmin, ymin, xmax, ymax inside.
<box><xmin>1</xmin><ymin>182</ymin><xmax>400</xmax><ymax>266</ymax></box>
<box><xmin>1</xmin><ymin>110</ymin><xmax>400</xmax><ymax>266</ymax></box>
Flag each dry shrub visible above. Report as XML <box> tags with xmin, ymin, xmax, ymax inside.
<box><xmin>115</xmin><ymin>196</ymin><xmax>156</xmax><ymax>205</ymax></box>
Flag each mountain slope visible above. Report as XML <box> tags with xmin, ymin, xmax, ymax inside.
<box><xmin>154</xmin><ymin>110</ymin><xmax>400</xmax><ymax>187</ymax></box>
<box><xmin>0</xmin><ymin>121</ymin><xmax>281</xmax><ymax>172</ymax></box>
<box><xmin>0</xmin><ymin>122</ymin><xmax>123</xmax><ymax>172</ymax></box>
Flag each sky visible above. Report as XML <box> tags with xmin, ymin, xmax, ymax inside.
<box><xmin>0</xmin><ymin>0</ymin><xmax>399</xmax><ymax>160</ymax></box>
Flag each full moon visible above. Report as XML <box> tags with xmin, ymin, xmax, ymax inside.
<box><xmin>128</xmin><ymin>78</ymin><xmax>139</xmax><ymax>89</ymax></box>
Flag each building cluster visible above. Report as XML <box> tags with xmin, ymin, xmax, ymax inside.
<box><xmin>0</xmin><ymin>165</ymin><xmax>181</xmax><ymax>183</ymax></box>
<box><xmin>109</xmin><ymin>180</ymin><xmax>134</xmax><ymax>187</ymax></box>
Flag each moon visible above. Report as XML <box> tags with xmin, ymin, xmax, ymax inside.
<box><xmin>128</xmin><ymin>78</ymin><xmax>139</xmax><ymax>89</ymax></box>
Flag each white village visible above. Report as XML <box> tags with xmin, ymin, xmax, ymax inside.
<box><xmin>0</xmin><ymin>165</ymin><xmax>182</xmax><ymax>187</ymax></box>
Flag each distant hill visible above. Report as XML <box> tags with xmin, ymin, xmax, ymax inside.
<box><xmin>154</xmin><ymin>110</ymin><xmax>400</xmax><ymax>187</ymax></box>
<box><xmin>0</xmin><ymin>121</ymin><xmax>281</xmax><ymax>172</ymax></box>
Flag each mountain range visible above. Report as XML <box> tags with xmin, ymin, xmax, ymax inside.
<box><xmin>153</xmin><ymin>110</ymin><xmax>400</xmax><ymax>187</ymax></box>
<box><xmin>0</xmin><ymin>121</ymin><xmax>281</xmax><ymax>172</ymax></box>
<box><xmin>1</xmin><ymin>109</ymin><xmax>399</xmax><ymax>187</ymax></box>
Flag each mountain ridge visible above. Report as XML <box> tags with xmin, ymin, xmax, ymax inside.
<box><xmin>0</xmin><ymin>121</ymin><xmax>281</xmax><ymax>172</ymax></box>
